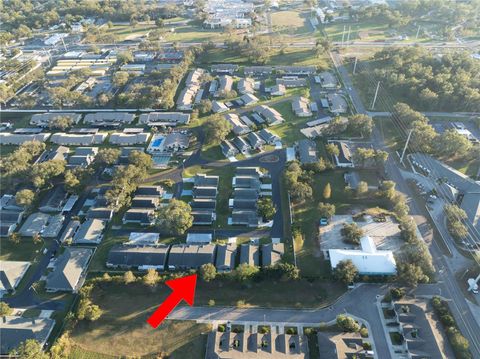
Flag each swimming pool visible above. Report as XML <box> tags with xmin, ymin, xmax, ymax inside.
<box><xmin>152</xmin><ymin>138</ymin><xmax>164</xmax><ymax>147</ymax></box>
<box><xmin>147</xmin><ymin>134</ymin><xmax>166</xmax><ymax>153</ymax></box>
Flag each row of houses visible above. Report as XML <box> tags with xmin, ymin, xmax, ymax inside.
<box><xmin>229</xmin><ymin>167</ymin><xmax>269</xmax><ymax>227</ymax></box>
<box><xmin>106</xmin><ymin>242</ymin><xmax>285</xmax><ymax>271</ymax></box>
<box><xmin>123</xmin><ymin>185</ymin><xmax>165</xmax><ymax>226</ymax></box>
<box><xmin>221</xmin><ymin>128</ymin><xmax>280</xmax><ymax>157</ymax></box>
<box><xmin>177</xmin><ymin>68</ymin><xmax>205</xmax><ymax>110</ymax></box>
<box><xmin>190</xmin><ymin>174</ymin><xmax>219</xmax><ymax>226</ymax></box>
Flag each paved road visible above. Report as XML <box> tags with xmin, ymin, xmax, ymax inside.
<box><xmin>331</xmin><ymin>51</ymin><xmax>480</xmax><ymax>357</ymax></box>
<box><xmin>170</xmin><ymin>283</ymin><xmax>443</xmax><ymax>359</ymax></box>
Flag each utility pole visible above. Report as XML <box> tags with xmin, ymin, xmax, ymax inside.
<box><xmin>353</xmin><ymin>56</ymin><xmax>358</xmax><ymax>74</ymax></box>
<box><xmin>61</xmin><ymin>37</ymin><xmax>68</xmax><ymax>52</ymax></box>
<box><xmin>341</xmin><ymin>25</ymin><xmax>346</xmax><ymax>46</ymax></box>
<box><xmin>400</xmin><ymin>129</ymin><xmax>413</xmax><ymax>164</ymax></box>
<box><xmin>346</xmin><ymin>26</ymin><xmax>351</xmax><ymax>44</ymax></box>
<box><xmin>370</xmin><ymin>81</ymin><xmax>380</xmax><ymax>110</ymax></box>
<box><xmin>415</xmin><ymin>25</ymin><xmax>421</xmax><ymax>40</ymax></box>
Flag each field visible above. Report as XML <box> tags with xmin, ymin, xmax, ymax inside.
<box><xmin>69</xmin><ymin>278</ymin><xmax>344</xmax><ymax>357</ymax></box>
<box><xmin>104</xmin><ymin>23</ymin><xmax>156</xmax><ymax>41</ymax></box>
<box><xmin>271</xmin><ymin>10</ymin><xmax>311</xmax><ymax>36</ymax></box>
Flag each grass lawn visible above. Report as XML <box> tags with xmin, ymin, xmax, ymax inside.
<box><xmin>105</xmin><ymin>22</ymin><xmax>156</xmax><ymax>41</ymax></box>
<box><xmin>270</xmin><ymin>101</ymin><xmax>312</xmax><ymax>146</ymax></box>
<box><xmin>88</xmin><ymin>233</ymin><xmax>129</xmax><ymax>272</ymax></box>
<box><xmin>183</xmin><ymin>164</ymin><xmax>235</xmax><ymax>228</ymax></box>
<box><xmin>68</xmin><ymin>277</ymin><xmax>341</xmax><ymax>358</ymax></box>
<box><xmin>268</xmin><ymin>48</ymin><xmax>329</xmax><ymax>68</ymax></box>
<box><xmin>271</xmin><ymin>10</ymin><xmax>310</xmax><ymax>35</ymax></box>
<box><xmin>0</xmin><ymin>237</ymin><xmax>44</xmax><ymax>261</ymax></box>
<box><xmin>166</xmin><ymin>25</ymin><xmax>227</xmax><ymax>43</ymax></box>
<box><xmin>200</xmin><ymin>143</ymin><xmax>227</xmax><ymax>162</ymax></box>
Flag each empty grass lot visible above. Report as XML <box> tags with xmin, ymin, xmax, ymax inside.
<box><xmin>104</xmin><ymin>23</ymin><xmax>156</xmax><ymax>41</ymax></box>
<box><xmin>69</xmin><ymin>279</ymin><xmax>343</xmax><ymax>358</ymax></box>
<box><xmin>271</xmin><ymin>10</ymin><xmax>310</xmax><ymax>36</ymax></box>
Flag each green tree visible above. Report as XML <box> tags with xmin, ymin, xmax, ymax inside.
<box><xmin>347</xmin><ymin>114</ymin><xmax>373</xmax><ymax>136</ymax></box>
<box><xmin>0</xmin><ymin>301</ymin><xmax>13</xmax><ymax>316</ymax></box>
<box><xmin>437</xmin><ymin>129</ymin><xmax>472</xmax><ymax>158</ymax></box>
<box><xmin>356</xmin><ymin>181</ymin><xmax>368</xmax><ymax>196</ymax></box>
<box><xmin>142</xmin><ymin>268</ymin><xmax>160</xmax><ymax>287</ymax></box>
<box><xmin>128</xmin><ymin>151</ymin><xmax>153</xmax><ymax>171</ymax></box>
<box><xmin>113</xmin><ymin>71</ymin><xmax>130</xmax><ymax>87</ymax></box>
<box><xmin>318</xmin><ymin>202</ymin><xmax>336</xmax><ymax>219</ymax></box>
<box><xmin>15</xmin><ymin>189</ymin><xmax>35</xmax><ymax>207</ymax></box>
<box><xmin>198</xmin><ymin>99</ymin><xmax>212</xmax><ymax>114</ymax></box>
<box><xmin>156</xmin><ymin>199</ymin><xmax>193</xmax><ymax>235</ymax></box>
<box><xmin>258</xmin><ymin>197</ymin><xmax>275</xmax><ymax>221</ymax></box>
<box><xmin>334</xmin><ymin>259</ymin><xmax>358</xmax><ymax>284</ymax></box>
<box><xmin>31</xmin><ymin>160</ymin><xmax>66</xmax><ymax>188</ymax></box>
<box><xmin>9</xmin><ymin>339</ymin><xmax>49</xmax><ymax>359</ymax></box>
<box><xmin>341</xmin><ymin>222</ymin><xmax>364</xmax><ymax>245</ymax></box>
<box><xmin>336</xmin><ymin>314</ymin><xmax>360</xmax><ymax>332</ymax></box>
<box><xmin>234</xmin><ymin>263</ymin><xmax>259</xmax><ymax>282</ymax></box>
<box><xmin>323</xmin><ymin>183</ymin><xmax>332</xmax><ymax>199</ymax></box>
<box><xmin>203</xmin><ymin>115</ymin><xmax>233</xmax><ymax>145</ymax></box>
<box><xmin>50</xmin><ymin>333</ymin><xmax>72</xmax><ymax>359</ymax></box>
<box><xmin>117</xmin><ymin>50</ymin><xmax>133</xmax><ymax>65</ymax></box>
<box><xmin>123</xmin><ymin>271</ymin><xmax>136</xmax><ymax>284</ymax></box>
<box><xmin>199</xmin><ymin>263</ymin><xmax>217</xmax><ymax>282</ymax></box>
<box><xmin>96</xmin><ymin>148</ymin><xmax>121</xmax><ymax>167</ymax></box>
<box><xmin>290</xmin><ymin>182</ymin><xmax>312</xmax><ymax>202</ymax></box>
<box><xmin>325</xmin><ymin>143</ymin><xmax>340</xmax><ymax>157</ymax></box>
<box><xmin>9</xmin><ymin>232</ymin><xmax>20</xmax><ymax>244</ymax></box>
<box><xmin>398</xmin><ymin>263</ymin><xmax>428</xmax><ymax>287</ymax></box>
<box><xmin>48</xmin><ymin>116</ymin><xmax>74</xmax><ymax>131</ymax></box>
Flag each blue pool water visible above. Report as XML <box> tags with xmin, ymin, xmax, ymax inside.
<box><xmin>152</xmin><ymin>138</ymin><xmax>164</xmax><ymax>147</ymax></box>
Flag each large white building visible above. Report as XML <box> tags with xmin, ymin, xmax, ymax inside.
<box><xmin>328</xmin><ymin>236</ymin><xmax>397</xmax><ymax>276</ymax></box>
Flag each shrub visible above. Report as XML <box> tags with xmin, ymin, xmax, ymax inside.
<box><xmin>218</xmin><ymin>324</ymin><xmax>226</xmax><ymax>332</ymax></box>
<box><xmin>363</xmin><ymin>342</ymin><xmax>372</xmax><ymax>350</ymax></box>
<box><xmin>390</xmin><ymin>287</ymin><xmax>405</xmax><ymax>300</ymax></box>
<box><xmin>359</xmin><ymin>327</ymin><xmax>369</xmax><ymax>338</ymax></box>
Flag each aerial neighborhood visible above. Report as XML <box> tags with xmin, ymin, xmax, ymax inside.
<box><xmin>1</xmin><ymin>0</ymin><xmax>480</xmax><ymax>358</ymax></box>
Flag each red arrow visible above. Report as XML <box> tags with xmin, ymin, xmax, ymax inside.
<box><xmin>147</xmin><ymin>274</ymin><xmax>197</xmax><ymax>328</ymax></box>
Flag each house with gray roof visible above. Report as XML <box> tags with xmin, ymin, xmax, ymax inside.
<box><xmin>83</xmin><ymin>112</ymin><xmax>135</xmax><ymax>126</ymax></box>
<box><xmin>30</xmin><ymin>112</ymin><xmax>81</xmax><ymax>127</ymax></box>
<box><xmin>86</xmin><ymin>207</ymin><xmax>114</xmax><ymax>221</ymax></box>
<box><xmin>255</xmin><ymin>105</ymin><xmax>285</xmax><ymax>125</ymax></box>
<box><xmin>194</xmin><ymin>174</ymin><xmax>219</xmax><ymax>187</ymax></box>
<box><xmin>191</xmin><ymin>199</ymin><xmax>217</xmax><ymax>210</ymax></box>
<box><xmin>0</xmin><ymin>316</ymin><xmax>55</xmax><ymax>355</ymax></box>
<box><xmin>236</xmin><ymin>167</ymin><xmax>264</xmax><ymax>177</ymax></box>
<box><xmin>276</xmin><ymin>66</ymin><xmax>316</xmax><ymax>75</ymax></box>
<box><xmin>131</xmin><ymin>196</ymin><xmax>160</xmax><ymax>209</ymax></box>
<box><xmin>237</xmin><ymin>77</ymin><xmax>255</xmax><ymax>94</ymax></box>
<box><xmin>162</xmin><ymin>133</ymin><xmax>190</xmax><ymax>152</ymax></box>
<box><xmin>327</xmin><ymin>93</ymin><xmax>348</xmax><ymax>114</ymax></box>
<box><xmin>192</xmin><ymin>187</ymin><xmax>218</xmax><ymax>199</ymax></box>
<box><xmin>232</xmin><ymin>176</ymin><xmax>261</xmax><ymax>190</ymax></box>
<box><xmin>240</xmin><ymin>93</ymin><xmax>259</xmax><ymax>106</ymax></box>
<box><xmin>106</xmin><ymin>244</ymin><xmax>169</xmax><ymax>270</ymax></box>
<box><xmin>215</xmin><ymin>244</ymin><xmax>237</xmax><ymax>272</ymax></box>
<box><xmin>231</xmin><ymin>210</ymin><xmax>259</xmax><ymax>227</ymax></box>
<box><xmin>50</xmin><ymin>132</ymin><xmax>107</xmax><ymax>146</ymax></box>
<box><xmin>297</xmin><ymin>139</ymin><xmax>317</xmax><ymax>164</ymax></box>
<box><xmin>0</xmin><ymin>132</ymin><xmax>51</xmax><ymax>145</ymax></box>
<box><xmin>0</xmin><ymin>210</ymin><xmax>24</xmax><ymax>237</ymax></box>
<box><xmin>109</xmin><ymin>132</ymin><xmax>150</xmax><ymax>145</ymax></box>
<box><xmin>167</xmin><ymin>244</ymin><xmax>216</xmax><ymax>270</ymax></box>
<box><xmin>276</xmin><ymin>77</ymin><xmax>307</xmax><ymax>88</ymax></box>
<box><xmin>192</xmin><ymin>210</ymin><xmax>216</xmax><ymax>225</ymax></box>
<box><xmin>72</xmin><ymin>219</ymin><xmax>105</xmax><ymax>245</ymax></box>
<box><xmin>123</xmin><ymin>209</ymin><xmax>155</xmax><ymax>226</ymax></box>
<box><xmin>262</xmin><ymin>243</ymin><xmax>285</xmax><ymax>267</ymax></box>
<box><xmin>46</xmin><ymin>247</ymin><xmax>93</xmax><ymax>292</ymax></box>
<box><xmin>247</xmin><ymin>132</ymin><xmax>265</xmax><ymax>150</ymax></box>
<box><xmin>41</xmin><ymin>214</ymin><xmax>65</xmax><ymax>238</ymax></box>
<box><xmin>233</xmin><ymin>136</ymin><xmax>251</xmax><ymax>154</ymax></box>
<box><xmin>139</xmin><ymin>112</ymin><xmax>190</xmax><ymax>126</ymax></box>
<box><xmin>39</xmin><ymin>187</ymin><xmax>69</xmax><ymax>213</ymax></box>
<box><xmin>136</xmin><ymin>186</ymin><xmax>164</xmax><ymax>197</ymax></box>
<box><xmin>239</xmin><ymin>244</ymin><xmax>260</xmax><ymax>266</ymax></box>
<box><xmin>233</xmin><ymin>188</ymin><xmax>259</xmax><ymax>201</ymax></box>
<box><xmin>258</xmin><ymin>129</ymin><xmax>280</xmax><ymax>145</ymax></box>
<box><xmin>268</xmin><ymin>84</ymin><xmax>286</xmax><ymax>96</ymax></box>
<box><xmin>225</xmin><ymin>113</ymin><xmax>250</xmax><ymax>135</ymax></box>
<box><xmin>292</xmin><ymin>97</ymin><xmax>312</xmax><ymax>117</ymax></box>
<box><xmin>36</xmin><ymin>145</ymin><xmax>69</xmax><ymax>163</ymax></box>
<box><xmin>215</xmin><ymin>75</ymin><xmax>233</xmax><ymax>97</ymax></box>
<box><xmin>316</xmin><ymin>71</ymin><xmax>338</xmax><ymax>89</ymax></box>
<box><xmin>0</xmin><ymin>195</ymin><xmax>24</xmax><ymax>212</ymax></box>
<box><xmin>212</xmin><ymin>100</ymin><xmax>229</xmax><ymax>113</ymax></box>
<box><xmin>330</xmin><ymin>140</ymin><xmax>354</xmax><ymax>168</ymax></box>
<box><xmin>19</xmin><ymin>212</ymin><xmax>50</xmax><ymax>236</ymax></box>
<box><xmin>244</xmin><ymin>66</ymin><xmax>273</xmax><ymax>75</ymax></box>
<box><xmin>211</xmin><ymin>64</ymin><xmax>238</xmax><ymax>74</ymax></box>
<box><xmin>232</xmin><ymin>199</ymin><xmax>257</xmax><ymax>211</ymax></box>
<box><xmin>0</xmin><ymin>261</ymin><xmax>30</xmax><ymax>297</ymax></box>
<box><xmin>221</xmin><ymin>140</ymin><xmax>239</xmax><ymax>157</ymax></box>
